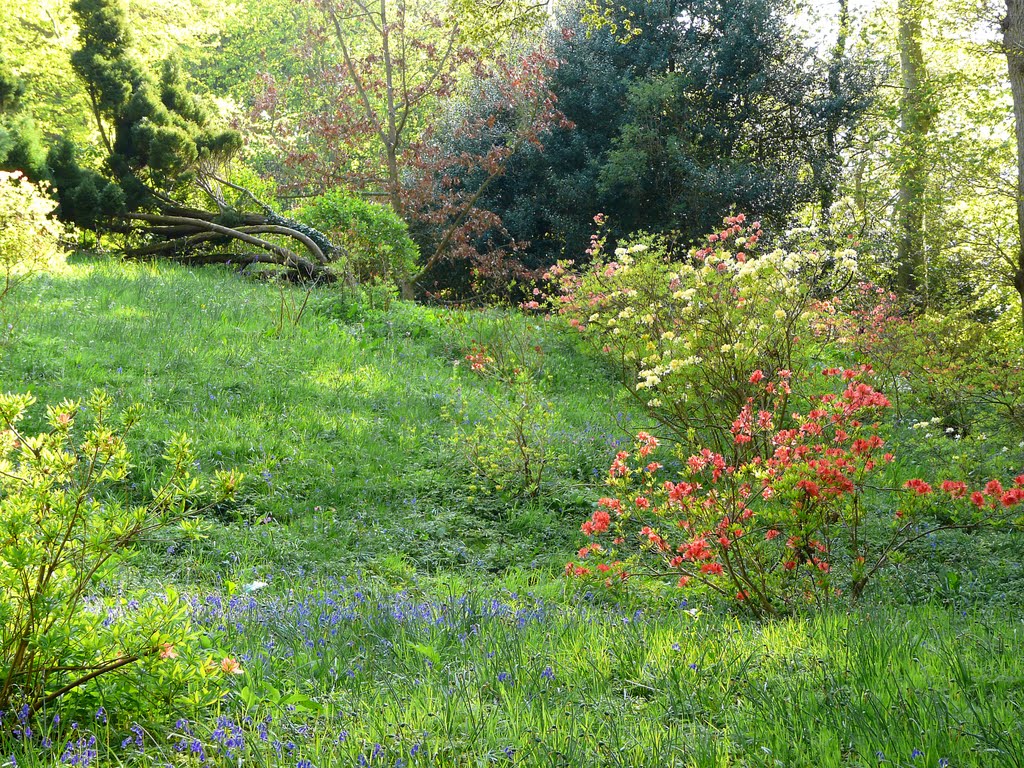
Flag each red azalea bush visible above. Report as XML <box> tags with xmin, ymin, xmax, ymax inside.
<box><xmin>566</xmin><ymin>367</ymin><xmax>1024</xmax><ymax>615</ymax></box>
<box><xmin>551</xmin><ymin>215</ymin><xmax>1024</xmax><ymax>614</ymax></box>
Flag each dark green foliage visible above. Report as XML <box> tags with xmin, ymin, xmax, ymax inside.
<box><xmin>479</xmin><ymin>0</ymin><xmax>874</xmax><ymax>267</ymax></box>
<box><xmin>46</xmin><ymin>137</ymin><xmax>125</xmax><ymax>228</ymax></box>
<box><xmin>70</xmin><ymin>0</ymin><xmax>143</xmax><ymax>122</ymax></box>
<box><xmin>57</xmin><ymin>0</ymin><xmax>241</xmax><ymax>222</ymax></box>
<box><xmin>105</xmin><ymin>56</ymin><xmax>240</xmax><ymax>188</ymax></box>
<box><xmin>472</xmin><ymin>1</ymin><xmax>674</xmax><ymax>270</ymax></box>
<box><xmin>0</xmin><ymin>60</ymin><xmax>26</xmax><ymax>114</ymax></box>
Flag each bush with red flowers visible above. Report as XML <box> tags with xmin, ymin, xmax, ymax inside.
<box><xmin>566</xmin><ymin>366</ymin><xmax>1024</xmax><ymax>615</ymax></box>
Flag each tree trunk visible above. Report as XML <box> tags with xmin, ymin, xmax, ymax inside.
<box><xmin>896</xmin><ymin>0</ymin><xmax>934</xmax><ymax>303</ymax></box>
<box><xmin>118</xmin><ymin>206</ymin><xmax>341</xmax><ymax>283</ymax></box>
<box><xmin>1004</xmin><ymin>0</ymin><xmax>1024</xmax><ymax>330</ymax></box>
<box><xmin>819</xmin><ymin>0</ymin><xmax>850</xmax><ymax>225</ymax></box>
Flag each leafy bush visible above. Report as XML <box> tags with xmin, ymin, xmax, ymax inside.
<box><xmin>819</xmin><ymin>284</ymin><xmax>1024</xmax><ymax>434</ymax></box>
<box><xmin>566</xmin><ymin>368</ymin><xmax>1024</xmax><ymax>615</ymax></box>
<box><xmin>447</xmin><ymin>320</ymin><xmax>559</xmax><ymax>500</ymax></box>
<box><xmin>295</xmin><ymin>189</ymin><xmax>418</xmax><ymax>287</ymax></box>
<box><xmin>0</xmin><ymin>170</ymin><xmax>60</xmax><ymax>324</ymax></box>
<box><xmin>546</xmin><ymin>215</ymin><xmax>858</xmax><ymax>453</ymax></box>
<box><xmin>0</xmin><ymin>390</ymin><xmax>243</xmax><ymax>716</ymax></box>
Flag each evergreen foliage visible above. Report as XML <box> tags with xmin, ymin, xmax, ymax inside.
<box><xmin>478</xmin><ymin>0</ymin><xmax>875</xmax><ymax>267</ymax></box>
<box><xmin>0</xmin><ymin>57</ymin><xmax>47</xmax><ymax>179</ymax></box>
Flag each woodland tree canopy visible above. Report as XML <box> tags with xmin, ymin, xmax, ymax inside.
<box><xmin>4</xmin><ymin>2</ymin><xmax>1024</xmax><ymax>763</ymax></box>
<box><xmin>0</xmin><ymin>0</ymin><xmax>1022</xmax><ymax>316</ymax></box>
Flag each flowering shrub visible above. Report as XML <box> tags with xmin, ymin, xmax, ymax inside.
<box><xmin>0</xmin><ymin>390</ymin><xmax>243</xmax><ymax>716</ymax></box>
<box><xmin>546</xmin><ymin>215</ymin><xmax>859</xmax><ymax>452</ymax></box>
<box><xmin>818</xmin><ymin>284</ymin><xmax>1024</xmax><ymax>433</ymax></box>
<box><xmin>0</xmin><ymin>170</ymin><xmax>61</xmax><ymax>325</ymax></box>
<box><xmin>566</xmin><ymin>369</ymin><xmax>1024</xmax><ymax>615</ymax></box>
<box><xmin>447</xmin><ymin>323</ymin><xmax>558</xmax><ymax>499</ymax></box>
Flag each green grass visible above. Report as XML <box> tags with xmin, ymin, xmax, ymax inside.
<box><xmin>2</xmin><ymin>256</ymin><xmax>1024</xmax><ymax>767</ymax></box>
<box><xmin>1</xmin><ymin>256</ymin><xmax>626</xmax><ymax>581</ymax></box>
<box><xmin>8</xmin><ymin>581</ymin><xmax>1024</xmax><ymax>767</ymax></box>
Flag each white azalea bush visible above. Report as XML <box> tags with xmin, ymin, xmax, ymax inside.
<box><xmin>547</xmin><ymin>215</ymin><xmax>858</xmax><ymax>450</ymax></box>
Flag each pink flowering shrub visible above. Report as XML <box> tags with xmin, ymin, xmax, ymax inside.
<box><xmin>551</xmin><ymin>217</ymin><xmax>1023</xmax><ymax>613</ymax></box>
<box><xmin>566</xmin><ymin>367</ymin><xmax>1024</xmax><ymax>615</ymax></box>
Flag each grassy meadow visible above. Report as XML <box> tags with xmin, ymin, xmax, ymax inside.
<box><xmin>1</xmin><ymin>257</ymin><xmax>1023</xmax><ymax>767</ymax></box>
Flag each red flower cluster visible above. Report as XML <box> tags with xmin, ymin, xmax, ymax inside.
<box><xmin>698</xmin><ymin>215</ymin><xmax>760</xmax><ymax>259</ymax></box>
<box><xmin>581</xmin><ymin>509</ymin><xmax>611</xmax><ymax>535</ymax></box>
<box><xmin>464</xmin><ymin>343</ymin><xmax>494</xmax><ymax>372</ymax></box>
<box><xmin>566</xmin><ymin>364</ymin><xmax>1024</xmax><ymax>616</ymax></box>
<box><xmin>905</xmin><ymin>477</ymin><xmax>1024</xmax><ymax>509</ymax></box>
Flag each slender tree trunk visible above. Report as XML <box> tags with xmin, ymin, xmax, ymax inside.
<box><xmin>896</xmin><ymin>0</ymin><xmax>934</xmax><ymax>303</ymax></box>
<box><xmin>380</xmin><ymin>0</ymin><xmax>403</xmax><ymax>216</ymax></box>
<box><xmin>1004</xmin><ymin>0</ymin><xmax>1024</xmax><ymax>330</ymax></box>
<box><xmin>820</xmin><ymin>0</ymin><xmax>850</xmax><ymax>224</ymax></box>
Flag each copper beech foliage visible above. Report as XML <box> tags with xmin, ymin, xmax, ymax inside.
<box><xmin>255</xmin><ymin>0</ymin><xmax>568</xmax><ymax>294</ymax></box>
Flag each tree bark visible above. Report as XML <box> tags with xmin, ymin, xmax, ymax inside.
<box><xmin>1004</xmin><ymin>0</ymin><xmax>1024</xmax><ymax>330</ymax></box>
<box><xmin>896</xmin><ymin>0</ymin><xmax>934</xmax><ymax>302</ymax></box>
<box><xmin>122</xmin><ymin>213</ymin><xmax>336</xmax><ymax>281</ymax></box>
<box><xmin>819</xmin><ymin>0</ymin><xmax>850</xmax><ymax>224</ymax></box>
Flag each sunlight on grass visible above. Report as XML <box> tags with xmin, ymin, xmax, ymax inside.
<box><xmin>2</xmin><ymin>258</ymin><xmax>1023</xmax><ymax>767</ymax></box>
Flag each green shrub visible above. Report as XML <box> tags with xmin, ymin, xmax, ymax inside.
<box><xmin>823</xmin><ymin>283</ymin><xmax>1024</xmax><ymax>434</ymax></box>
<box><xmin>0</xmin><ymin>390</ymin><xmax>243</xmax><ymax>716</ymax></box>
<box><xmin>0</xmin><ymin>170</ymin><xmax>60</xmax><ymax>325</ymax></box>
<box><xmin>295</xmin><ymin>189</ymin><xmax>418</xmax><ymax>286</ymax></box>
<box><xmin>446</xmin><ymin>317</ymin><xmax>562</xmax><ymax>500</ymax></box>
